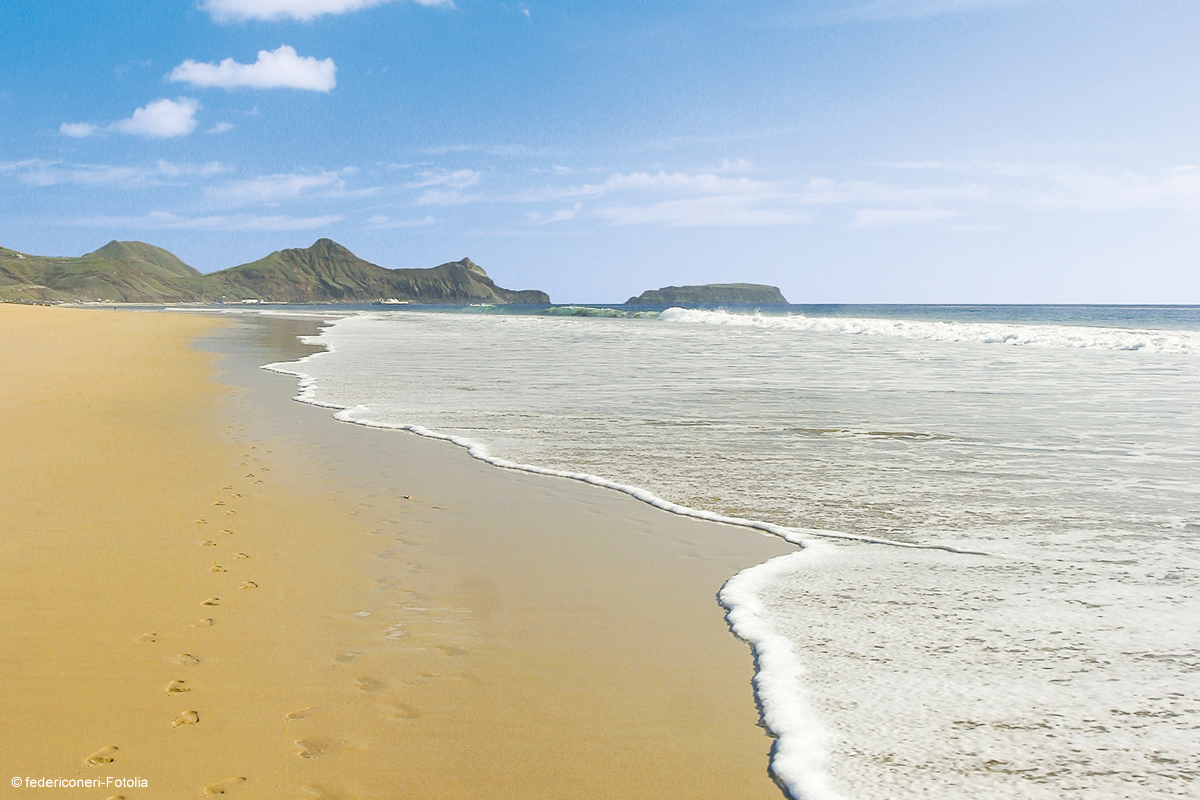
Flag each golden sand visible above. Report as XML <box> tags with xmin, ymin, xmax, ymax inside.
<box><xmin>0</xmin><ymin>305</ymin><xmax>793</xmax><ymax>799</ymax></box>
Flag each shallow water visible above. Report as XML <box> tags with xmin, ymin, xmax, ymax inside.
<box><xmin>266</xmin><ymin>305</ymin><xmax>1200</xmax><ymax>799</ymax></box>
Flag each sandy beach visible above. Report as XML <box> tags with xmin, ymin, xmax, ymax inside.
<box><xmin>0</xmin><ymin>304</ymin><xmax>794</xmax><ymax>799</ymax></box>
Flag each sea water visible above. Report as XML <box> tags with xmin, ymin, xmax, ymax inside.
<box><xmin>265</xmin><ymin>305</ymin><xmax>1200</xmax><ymax>799</ymax></box>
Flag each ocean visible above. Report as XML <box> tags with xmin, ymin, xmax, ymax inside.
<box><xmin>264</xmin><ymin>304</ymin><xmax>1200</xmax><ymax>800</ymax></box>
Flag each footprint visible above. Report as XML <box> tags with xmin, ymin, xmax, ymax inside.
<box><xmin>211</xmin><ymin>565</ymin><xmax>227</xmax><ymax>573</ymax></box>
<box><xmin>166</xmin><ymin>680</ymin><xmax>190</xmax><ymax>694</ymax></box>
<box><xmin>220</xmin><ymin>529</ymin><xmax>235</xmax><ymax>536</ymax></box>
<box><xmin>436</xmin><ymin>644</ymin><xmax>467</xmax><ymax>657</ymax></box>
<box><xmin>172</xmin><ymin>710</ymin><xmax>200</xmax><ymax>727</ymax></box>
<box><xmin>233</xmin><ymin>552</ymin><xmax>249</xmax><ymax>560</ymax></box>
<box><xmin>333</xmin><ymin>653</ymin><xmax>358</xmax><ymax>664</ymax></box>
<box><xmin>106</xmin><ymin>795</ymin><xmax>126</xmax><ymax>800</ymax></box>
<box><xmin>202</xmin><ymin>777</ymin><xmax>245</xmax><ymax>796</ymax></box>
<box><xmin>194</xmin><ymin>618</ymin><xmax>214</xmax><ymax>628</ymax></box>
<box><xmin>137</xmin><ymin>632</ymin><xmax>157</xmax><ymax>644</ymax></box>
<box><xmin>222</xmin><ymin>485</ymin><xmax>233</xmax><ymax>490</ymax></box>
<box><xmin>195</xmin><ymin>519</ymin><xmax>208</xmax><ymax>525</ymax></box>
<box><xmin>294</xmin><ymin>739</ymin><xmax>323</xmax><ymax>759</ymax></box>
<box><xmin>225</xmin><ymin>510</ymin><xmax>237</xmax><ymax>516</ymax></box>
<box><xmin>177</xmin><ymin>653</ymin><xmax>201</xmax><ymax>666</ymax></box>
<box><xmin>213</xmin><ymin>501</ymin><xmax>225</xmax><ymax>507</ymax></box>
<box><xmin>202</xmin><ymin>597</ymin><xmax>220</xmax><ymax>607</ymax></box>
<box><xmin>285</xmin><ymin>706</ymin><xmax>319</xmax><ymax>721</ymax></box>
<box><xmin>201</xmin><ymin>540</ymin><xmax>217</xmax><ymax>548</ymax></box>
<box><xmin>85</xmin><ymin>745</ymin><xmax>118</xmax><ymax>766</ymax></box>
<box><xmin>385</xmin><ymin>703</ymin><xmax>420</xmax><ymax>720</ymax></box>
<box><xmin>240</xmin><ymin>581</ymin><xmax>257</xmax><ymax>590</ymax></box>
<box><xmin>355</xmin><ymin>677</ymin><xmax>384</xmax><ymax>693</ymax></box>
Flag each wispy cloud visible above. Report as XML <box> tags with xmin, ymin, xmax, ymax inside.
<box><xmin>599</xmin><ymin>196</ymin><xmax>808</xmax><ymax>227</ymax></box>
<box><xmin>789</xmin><ymin>0</ymin><xmax>1043</xmax><ymax>25</ymax></box>
<box><xmin>889</xmin><ymin>161</ymin><xmax>1200</xmax><ymax>213</ymax></box>
<box><xmin>200</xmin><ymin>0</ymin><xmax>453</xmax><ymax>23</ymax></box>
<box><xmin>75</xmin><ymin>211</ymin><xmax>342</xmax><ymax>231</ymax></box>
<box><xmin>853</xmin><ymin>207</ymin><xmax>960</xmax><ymax>227</ymax></box>
<box><xmin>406</xmin><ymin>169</ymin><xmax>480</xmax><ymax>189</ymax></box>
<box><xmin>0</xmin><ymin>158</ymin><xmax>231</xmax><ymax>188</ymax></box>
<box><xmin>206</xmin><ymin>171</ymin><xmax>347</xmax><ymax>206</ymax></box>
<box><xmin>366</xmin><ymin>214</ymin><xmax>438</xmax><ymax>229</ymax></box>
<box><xmin>516</xmin><ymin>170</ymin><xmax>777</xmax><ymax>203</ymax></box>
<box><xmin>405</xmin><ymin>169</ymin><xmax>482</xmax><ymax>205</ymax></box>
<box><xmin>61</xmin><ymin>98</ymin><xmax>201</xmax><ymax>139</ymax></box>
<box><xmin>527</xmin><ymin>203</ymin><xmax>582</xmax><ymax>224</ymax></box>
<box><xmin>169</xmin><ymin>46</ymin><xmax>336</xmax><ymax>92</ymax></box>
<box><xmin>518</xmin><ymin>170</ymin><xmax>805</xmax><ymax>227</ymax></box>
<box><xmin>208</xmin><ymin>122</ymin><xmax>236</xmax><ymax>134</ymax></box>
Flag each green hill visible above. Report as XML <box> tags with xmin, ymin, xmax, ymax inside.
<box><xmin>0</xmin><ymin>238</ymin><xmax>550</xmax><ymax>305</ymax></box>
<box><xmin>626</xmin><ymin>283</ymin><xmax>789</xmax><ymax>306</ymax></box>
<box><xmin>0</xmin><ymin>241</ymin><xmax>205</xmax><ymax>303</ymax></box>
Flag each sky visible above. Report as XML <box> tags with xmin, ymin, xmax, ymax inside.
<box><xmin>2</xmin><ymin>0</ymin><xmax>1199</xmax><ymax>303</ymax></box>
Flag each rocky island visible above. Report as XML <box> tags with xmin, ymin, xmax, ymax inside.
<box><xmin>626</xmin><ymin>283</ymin><xmax>789</xmax><ymax>306</ymax></box>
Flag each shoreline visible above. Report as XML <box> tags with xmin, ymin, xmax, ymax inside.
<box><xmin>1</xmin><ymin>305</ymin><xmax>796</xmax><ymax>799</ymax></box>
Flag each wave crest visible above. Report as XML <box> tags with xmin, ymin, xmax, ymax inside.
<box><xmin>658</xmin><ymin>308</ymin><xmax>1200</xmax><ymax>354</ymax></box>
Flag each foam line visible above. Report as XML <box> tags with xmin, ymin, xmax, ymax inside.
<box><xmin>719</xmin><ymin>544</ymin><xmax>850</xmax><ymax>800</ymax></box>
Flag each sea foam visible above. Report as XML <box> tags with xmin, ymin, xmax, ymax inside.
<box><xmin>658</xmin><ymin>307</ymin><xmax>1200</xmax><ymax>353</ymax></box>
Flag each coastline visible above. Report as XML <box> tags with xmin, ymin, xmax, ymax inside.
<box><xmin>0</xmin><ymin>305</ymin><xmax>795</xmax><ymax>798</ymax></box>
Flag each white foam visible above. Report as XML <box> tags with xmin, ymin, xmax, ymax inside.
<box><xmin>719</xmin><ymin>544</ymin><xmax>850</xmax><ymax>800</ymax></box>
<box><xmin>658</xmin><ymin>307</ymin><xmax>1200</xmax><ymax>354</ymax></box>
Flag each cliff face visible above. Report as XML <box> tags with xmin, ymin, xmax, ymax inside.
<box><xmin>626</xmin><ymin>283</ymin><xmax>788</xmax><ymax>306</ymax></box>
<box><xmin>0</xmin><ymin>239</ymin><xmax>550</xmax><ymax>305</ymax></box>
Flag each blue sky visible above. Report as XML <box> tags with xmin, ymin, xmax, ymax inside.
<box><xmin>2</xmin><ymin>0</ymin><xmax>1198</xmax><ymax>302</ymax></box>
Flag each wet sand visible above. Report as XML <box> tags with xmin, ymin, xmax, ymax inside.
<box><xmin>0</xmin><ymin>304</ymin><xmax>795</xmax><ymax>799</ymax></box>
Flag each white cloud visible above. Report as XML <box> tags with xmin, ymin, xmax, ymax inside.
<box><xmin>76</xmin><ymin>211</ymin><xmax>342</xmax><ymax>231</ymax></box>
<box><xmin>169</xmin><ymin>46</ymin><xmax>336</xmax><ymax>92</ymax></box>
<box><xmin>527</xmin><ymin>203</ymin><xmax>581</xmax><ymax>224</ymax></box>
<box><xmin>799</xmin><ymin>176</ymin><xmax>990</xmax><ymax>205</ymax></box>
<box><xmin>200</xmin><ymin>0</ymin><xmax>452</xmax><ymax>22</ymax></box>
<box><xmin>1</xmin><ymin>158</ymin><xmax>230</xmax><ymax>188</ymax></box>
<box><xmin>209</xmin><ymin>122</ymin><xmax>235</xmax><ymax>134</ymax></box>
<box><xmin>207</xmin><ymin>171</ymin><xmax>345</xmax><ymax>205</ymax></box>
<box><xmin>598</xmin><ymin>195</ymin><xmax>808</xmax><ymax>227</ymax></box>
<box><xmin>59</xmin><ymin>123</ymin><xmax>97</xmax><ymax>138</ymax></box>
<box><xmin>112</xmin><ymin>98</ymin><xmax>201</xmax><ymax>138</ymax></box>
<box><xmin>516</xmin><ymin>170</ymin><xmax>803</xmax><ymax>228</ymax></box>
<box><xmin>519</xmin><ymin>170</ymin><xmax>775</xmax><ymax>203</ymax></box>
<box><xmin>63</xmin><ymin>98</ymin><xmax>201</xmax><ymax>139</ymax></box>
<box><xmin>853</xmin><ymin>208</ymin><xmax>960</xmax><ymax>227</ymax></box>
<box><xmin>406</xmin><ymin>169</ymin><xmax>481</xmax><ymax>189</ymax></box>
<box><xmin>367</xmin><ymin>214</ymin><xmax>438</xmax><ymax>229</ymax></box>
<box><xmin>886</xmin><ymin>161</ymin><xmax>1200</xmax><ymax>214</ymax></box>
<box><xmin>1034</xmin><ymin>165</ymin><xmax>1200</xmax><ymax>213</ymax></box>
<box><xmin>406</xmin><ymin>169</ymin><xmax>482</xmax><ymax>205</ymax></box>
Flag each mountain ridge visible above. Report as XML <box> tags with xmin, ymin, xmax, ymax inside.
<box><xmin>0</xmin><ymin>238</ymin><xmax>550</xmax><ymax>305</ymax></box>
